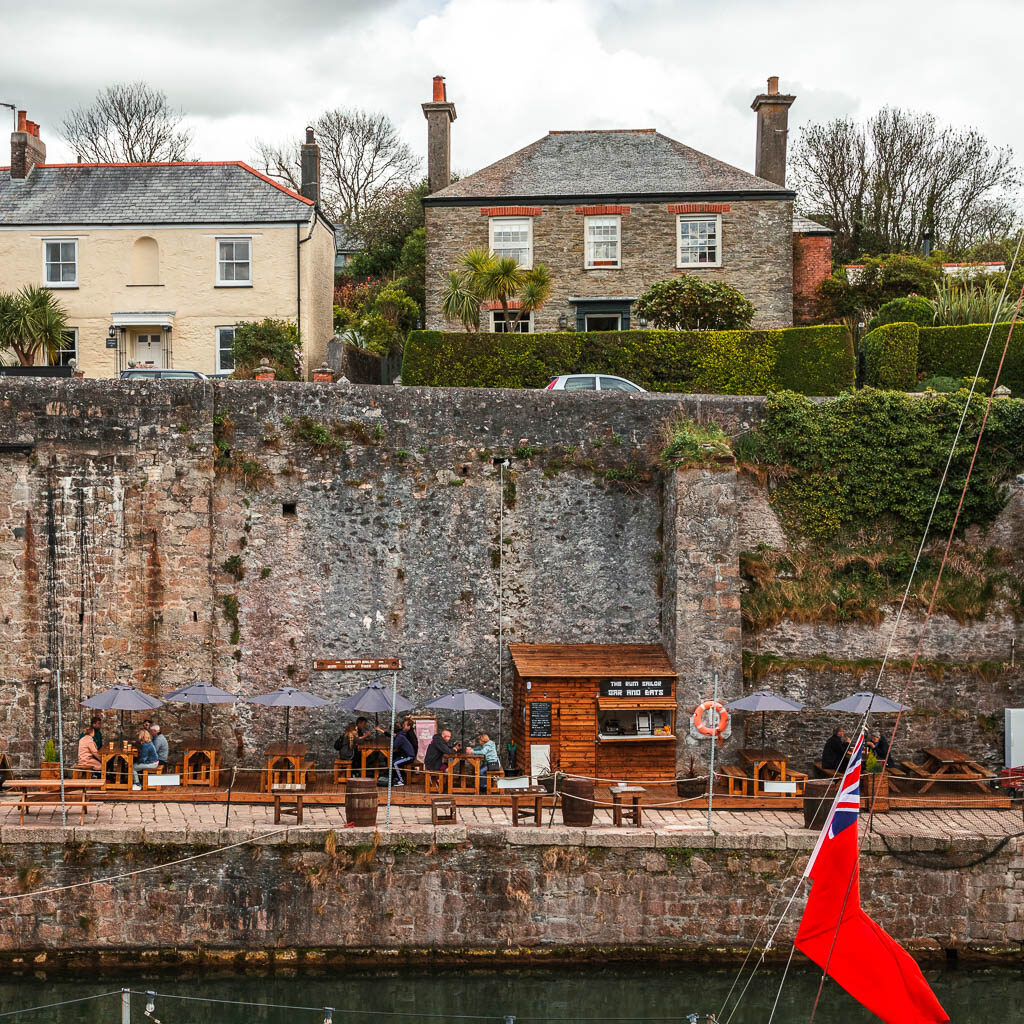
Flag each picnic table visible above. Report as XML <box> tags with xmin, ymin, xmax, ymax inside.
<box><xmin>99</xmin><ymin>745</ymin><xmax>135</xmax><ymax>790</ymax></box>
<box><xmin>356</xmin><ymin>740</ymin><xmax>392</xmax><ymax>780</ymax></box>
<box><xmin>739</xmin><ymin>748</ymin><xmax>808</xmax><ymax>795</ymax></box>
<box><xmin>904</xmin><ymin>747</ymin><xmax>992</xmax><ymax>794</ymax></box>
<box><xmin>447</xmin><ymin>751</ymin><xmax>484</xmax><ymax>794</ymax></box>
<box><xmin>262</xmin><ymin>743</ymin><xmax>312</xmax><ymax>791</ymax></box>
<box><xmin>5</xmin><ymin>779</ymin><xmax>105</xmax><ymax>824</ymax></box>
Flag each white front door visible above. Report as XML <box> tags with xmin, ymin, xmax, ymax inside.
<box><xmin>134</xmin><ymin>333</ymin><xmax>163</xmax><ymax>367</ymax></box>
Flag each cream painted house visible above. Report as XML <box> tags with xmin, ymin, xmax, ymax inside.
<box><xmin>0</xmin><ymin>113</ymin><xmax>335</xmax><ymax>378</ymax></box>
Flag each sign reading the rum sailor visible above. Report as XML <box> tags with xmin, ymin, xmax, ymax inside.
<box><xmin>599</xmin><ymin>679</ymin><xmax>671</xmax><ymax>698</ymax></box>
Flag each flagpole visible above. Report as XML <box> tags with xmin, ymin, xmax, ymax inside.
<box><xmin>706</xmin><ymin>670</ymin><xmax>718</xmax><ymax>832</ymax></box>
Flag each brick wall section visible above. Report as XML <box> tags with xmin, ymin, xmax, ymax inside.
<box><xmin>0</xmin><ymin>828</ymin><xmax>1020</xmax><ymax>956</ymax></box>
<box><xmin>792</xmin><ymin>233</ymin><xmax>833</xmax><ymax>324</ymax></box>
<box><xmin>425</xmin><ymin>199</ymin><xmax>795</xmax><ymax>331</ymax></box>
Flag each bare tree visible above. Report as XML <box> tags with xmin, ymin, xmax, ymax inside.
<box><xmin>255</xmin><ymin>108</ymin><xmax>420</xmax><ymax>227</ymax></box>
<box><xmin>790</xmin><ymin>108</ymin><xmax>1020</xmax><ymax>261</ymax></box>
<box><xmin>60</xmin><ymin>81</ymin><xmax>192</xmax><ymax>163</ymax></box>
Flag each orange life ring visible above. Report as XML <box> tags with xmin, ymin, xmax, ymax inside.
<box><xmin>693</xmin><ymin>700</ymin><xmax>729</xmax><ymax>737</ymax></box>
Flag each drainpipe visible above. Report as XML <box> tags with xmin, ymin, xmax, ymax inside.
<box><xmin>297</xmin><ymin>210</ymin><xmax>318</xmax><ymax>376</ymax></box>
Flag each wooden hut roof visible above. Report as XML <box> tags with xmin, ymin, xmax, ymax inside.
<box><xmin>508</xmin><ymin>643</ymin><xmax>676</xmax><ymax>679</ymax></box>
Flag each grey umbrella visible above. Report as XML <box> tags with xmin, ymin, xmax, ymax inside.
<box><xmin>725</xmin><ymin>690</ymin><xmax>806</xmax><ymax>751</ymax></box>
<box><xmin>825</xmin><ymin>691</ymin><xmax>911</xmax><ymax>714</ymax></box>
<box><xmin>340</xmin><ymin>683</ymin><xmax>414</xmax><ymax>729</ymax></box>
<box><xmin>162</xmin><ymin>681</ymin><xmax>237</xmax><ymax>744</ymax></box>
<box><xmin>425</xmin><ymin>688</ymin><xmax>503</xmax><ymax>747</ymax></box>
<box><xmin>248</xmin><ymin>686</ymin><xmax>330</xmax><ymax>746</ymax></box>
<box><xmin>82</xmin><ymin>685</ymin><xmax>164</xmax><ymax>744</ymax></box>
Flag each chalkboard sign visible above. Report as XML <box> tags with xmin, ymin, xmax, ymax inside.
<box><xmin>599</xmin><ymin>679</ymin><xmax>671</xmax><ymax>698</ymax></box>
<box><xmin>529</xmin><ymin>702</ymin><xmax>553</xmax><ymax>738</ymax></box>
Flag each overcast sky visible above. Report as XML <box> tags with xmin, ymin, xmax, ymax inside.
<box><xmin>2</xmin><ymin>0</ymin><xmax>1023</xmax><ymax>181</ymax></box>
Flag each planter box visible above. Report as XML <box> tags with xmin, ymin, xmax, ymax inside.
<box><xmin>861</xmin><ymin>771</ymin><xmax>890</xmax><ymax>812</ymax></box>
<box><xmin>40</xmin><ymin>762</ymin><xmax>60</xmax><ymax>780</ymax></box>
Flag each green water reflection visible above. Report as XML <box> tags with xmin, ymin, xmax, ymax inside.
<box><xmin>1</xmin><ymin>965</ymin><xmax>1020</xmax><ymax>1023</ymax></box>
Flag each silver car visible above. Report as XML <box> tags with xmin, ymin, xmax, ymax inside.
<box><xmin>120</xmin><ymin>368</ymin><xmax>208</xmax><ymax>380</ymax></box>
<box><xmin>544</xmin><ymin>374</ymin><xmax>646</xmax><ymax>392</ymax></box>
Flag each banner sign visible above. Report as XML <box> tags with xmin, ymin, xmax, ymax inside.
<box><xmin>313</xmin><ymin>658</ymin><xmax>403</xmax><ymax>671</ymax></box>
<box><xmin>599</xmin><ymin>679</ymin><xmax>671</xmax><ymax>698</ymax></box>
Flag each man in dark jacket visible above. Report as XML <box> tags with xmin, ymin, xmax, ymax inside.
<box><xmin>867</xmin><ymin>729</ymin><xmax>890</xmax><ymax>765</ymax></box>
<box><xmin>424</xmin><ymin>729</ymin><xmax>456</xmax><ymax>773</ymax></box>
<box><xmin>821</xmin><ymin>727</ymin><xmax>849</xmax><ymax>771</ymax></box>
<box><xmin>390</xmin><ymin>727</ymin><xmax>416</xmax><ymax>787</ymax></box>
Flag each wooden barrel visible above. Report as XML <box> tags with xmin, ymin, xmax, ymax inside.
<box><xmin>802</xmin><ymin>778</ymin><xmax>838</xmax><ymax>831</ymax></box>
<box><xmin>559</xmin><ymin>776</ymin><xmax>595</xmax><ymax>827</ymax></box>
<box><xmin>346</xmin><ymin>776</ymin><xmax>379</xmax><ymax>827</ymax></box>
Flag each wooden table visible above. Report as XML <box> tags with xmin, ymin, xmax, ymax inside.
<box><xmin>913</xmin><ymin>747</ymin><xmax>992</xmax><ymax>794</ymax></box>
<box><xmin>5</xmin><ymin>779</ymin><xmax>105</xmax><ymax>824</ymax></box>
<box><xmin>447</xmin><ymin>752</ymin><xmax>484</xmax><ymax>794</ymax></box>
<box><xmin>611</xmin><ymin>785</ymin><xmax>645</xmax><ymax>827</ymax></box>
<box><xmin>99</xmin><ymin>746</ymin><xmax>136</xmax><ymax>790</ymax></box>
<box><xmin>510</xmin><ymin>787</ymin><xmax>546</xmax><ymax>826</ymax></box>
<box><xmin>356</xmin><ymin>741</ymin><xmax>392</xmax><ymax>780</ymax></box>
<box><xmin>263</xmin><ymin>743</ymin><xmax>311</xmax><ymax>792</ymax></box>
<box><xmin>739</xmin><ymin>748</ymin><xmax>807</xmax><ymax>795</ymax></box>
<box><xmin>182</xmin><ymin>743</ymin><xmax>221</xmax><ymax>787</ymax></box>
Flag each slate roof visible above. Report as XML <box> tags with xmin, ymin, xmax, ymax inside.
<box><xmin>424</xmin><ymin>129</ymin><xmax>793</xmax><ymax>204</ymax></box>
<box><xmin>793</xmin><ymin>214</ymin><xmax>834</xmax><ymax>235</ymax></box>
<box><xmin>334</xmin><ymin>226</ymin><xmax>364</xmax><ymax>253</ymax></box>
<box><xmin>0</xmin><ymin>162</ymin><xmax>313</xmax><ymax>225</ymax></box>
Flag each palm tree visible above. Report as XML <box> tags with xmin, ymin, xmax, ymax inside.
<box><xmin>0</xmin><ymin>286</ymin><xmax>69</xmax><ymax>366</ymax></box>
<box><xmin>440</xmin><ymin>250</ymin><xmax>553</xmax><ymax>332</ymax></box>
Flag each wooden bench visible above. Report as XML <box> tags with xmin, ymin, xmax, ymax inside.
<box><xmin>71</xmin><ymin>763</ymin><xmax>100</xmax><ymax>780</ymax></box>
<box><xmin>718</xmin><ymin>764</ymin><xmax>750</xmax><ymax>796</ymax></box>
<box><xmin>484</xmin><ymin>766</ymin><xmax>507</xmax><ymax>793</ymax></box>
<box><xmin>425</xmin><ymin>769</ymin><xmax>447</xmax><ymax>795</ymax></box>
<box><xmin>142</xmin><ymin>770</ymin><xmax>181</xmax><ymax>791</ymax></box>
<box><xmin>273</xmin><ymin>791</ymin><xmax>303</xmax><ymax>825</ymax></box>
<box><xmin>610</xmin><ymin>785</ymin><xmax>644</xmax><ymax>827</ymax></box>
<box><xmin>510</xmin><ymin>789</ymin><xmax>545</xmax><ymax>827</ymax></box>
<box><xmin>901</xmin><ymin>761</ymin><xmax>933</xmax><ymax>779</ymax></box>
<box><xmin>431</xmin><ymin>798</ymin><xmax>457</xmax><ymax>824</ymax></box>
<box><xmin>14</xmin><ymin>787</ymin><xmax>94</xmax><ymax>825</ymax></box>
<box><xmin>333</xmin><ymin>759</ymin><xmax>352</xmax><ymax>785</ymax></box>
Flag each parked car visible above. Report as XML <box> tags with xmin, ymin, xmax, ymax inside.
<box><xmin>120</xmin><ymin>368</ymin><xmax>208</xmax><ymax>380</ymax></box>
<box><xmin>544</xmin><ymin>374</ymin><xmax>646</xmax><ymax>392</ymax></box>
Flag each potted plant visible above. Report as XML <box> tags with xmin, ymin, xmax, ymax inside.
<box><xmin>677</xmin><ymin>756</ymin><xmax>707</xmax><ymax>798</ymax></box>
<box><xmin>861</xmin><ymin>751</ymin><xmax>889</xmax><ymax>812</ymax></box>
<box><xmin>41</xmin><ymin>739</ymin><xmax>60</xmax><ymax>779</ymax></box>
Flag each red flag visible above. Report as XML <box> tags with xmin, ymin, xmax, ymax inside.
<box><xmin>795</xmin><ymin>732</ymin><xmax>949</xmax><ymax>1024</ymax></box>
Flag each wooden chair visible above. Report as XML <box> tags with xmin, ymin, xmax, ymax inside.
<box><xmin>273</xmin><ymin>790</ymin><xmax>303</xmax><ymax>824</ymax></box>
<box><xmin>786</xmin><ymin>770</ymin><xmax>809</xmax><ymax>796</ymax></box>
<box><xmin>510</xmin><ymin>790</ymin><xmax>545</xmax><ymax>827</ymax></box>
<box><xmin>485</xmin><ymin>766</ymin><xmax>507</xmax><ymax>793</ymax></box>
<box><xmin>139</xmin><ymin>766</ymin><xmax>164</xmax><ymax>790</ymax></box>
<box><xmin>611</xmin><ymin>785</ymin><xmax>644</xmax><ymax>827</ymax></box>
<box><xmin>431</xmin><ymin>797</ymin><xmax>457</xmax><ymax>824</ymax></box>
<box><xmin>718</xmin><ymin>764</ymin><xmax>750</xmax><ymax>796</ymax></box>
<box><xmin>425</xmin><ymin>769</ymin><xmax>447</xmax><ymax>795</ymax></box>
<box><xmin>333</xmin><ymin>759</ymin><xmax>353</xmax><ymax>785</ymax></box>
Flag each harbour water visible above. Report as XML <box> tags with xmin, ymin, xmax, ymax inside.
<box><xmin>3</xmin><ymin>964</ymin><xmax>1021</xmax><ymax>1022</ymax></box>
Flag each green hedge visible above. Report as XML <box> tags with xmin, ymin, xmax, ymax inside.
<box><xmin>918</xmin><ymin>324</ymin><xmax>1024</xmax><ymax>395</ymax></box>
<box><xmin>861</xmin><ymin>322</ymin><xmax>919</xmax><ymax>390</ymax></box>
<box><xmin>401</xmin><ymin>327</ymin><xmax>855</xmax><ymax>395</ymax></box>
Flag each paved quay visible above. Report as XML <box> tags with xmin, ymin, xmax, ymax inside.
<box><xmin>0</xmin><ymin>799</ymin><xmax>1018</xmax><ymax>844</ymax></box>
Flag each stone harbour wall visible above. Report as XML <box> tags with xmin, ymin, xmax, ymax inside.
<box><xmin>0</xmin><ymin>827</ymin><xmax>1021</xmax><ymax>959</ymax></box>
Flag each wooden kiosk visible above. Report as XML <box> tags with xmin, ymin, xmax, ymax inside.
<box><xmin>509</xmin><ymin>644</ymin><xmax>678</xmax><ymax>782</ymax></box>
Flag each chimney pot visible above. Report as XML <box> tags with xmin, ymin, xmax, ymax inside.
<box><xmin>432</xmin><ymin>75</ymin><xmax>446</xmax><ymax>102</ymax></box>
<box><xmin>767</xmin><ymin>76</ymin><xmax>779</xmax><ymax>95</ymax></box>
<box><xmin>16</xmin><ymin>110</ymin><xmax>26</xmax><ymax>132</ymax></box>
<box><xmin>305</xmin><ymin>126</ymin><xmax>315</xmax><ymax>144</ymax></box>
<box><xmin>10</xmin><ymin>110</ymin><xmax>46</xmax><ymax>179</ymax></box>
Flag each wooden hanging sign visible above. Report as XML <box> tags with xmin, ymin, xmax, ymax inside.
<box><xmin>313</xmin><ymin>658</ymin><xmax>403</xmax><ymax>671</ymax></box>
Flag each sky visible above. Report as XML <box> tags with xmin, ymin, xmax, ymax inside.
<box><xmin>1</xmin><ymin>0</ymin><xmax>1023</xmax><ymax>181</ymax></box>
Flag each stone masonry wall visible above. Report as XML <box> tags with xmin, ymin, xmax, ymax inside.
<box><xmin>425</xmin><ymin>199</ymin><xmax>795</xmax><ymax>332</ymax></box>
<box><xmin>0</xmin><ymin>828</ymin><xmax>1020</xmax><ymax>958</ymax></box>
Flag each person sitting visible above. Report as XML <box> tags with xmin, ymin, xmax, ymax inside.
<box><xmin>150</xmin><ymin>722</ymin><xmax>169</xmax><ymax>766</ymax></box>
<box><xmin>77</xmin><ymin>725</ymin><xmax>101</xmax><ymax>775</ymax></box>
<box><xmin>334</xmin><ymin>722</ymin><xmax>359</xmax><ymax>772</ymax></box>
<box><xmin>82</xmin><ymin>715</ymin><xmax>104</xmax><ymax>752</ymax></box>
<box><xmin>867</xmin><ymin>730</ymin><xmax>890</xmax><ymax>765</ymax></box>
<box><xmin>424</xmin><ymin>728</ymin><xmax>456</xmax><ymax>788</ymax></box>
<box><xmin>133</xmin><ymin>729</ymin><xmax>160</xmax><ymax>789</ymax></box>
<box><xmin>821</xmin><ymin>726</ymin><xmax>850</xmax><ymax>772</ymax></box>
<box><xmin>474</xmin><ymin>732</ymin><xmax>501</xmax><ymax>791</ymax></box>
<box><xmin>390</xmin><ymin>726</ymin><xmax>416</xmax><ymax>787</ymax></box>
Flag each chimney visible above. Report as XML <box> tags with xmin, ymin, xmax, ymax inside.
<box><xmin>300</xmin><ymin>126</ymin><xmax>320</xmax><ymax>205</ymax></box>
<box><xmin>751</xmin><ymin>77</ymin><xmax>795</xmax><ymax>187</ymax></box>
<box><xmin>421</xmin><ymin>75</ymin><xmax>456</xmax><ymax>194</ymax></box>
<box><xmin>10</xmin><ymin>109</ymin><xmax>46</xmax><ymax>179</ymax></box>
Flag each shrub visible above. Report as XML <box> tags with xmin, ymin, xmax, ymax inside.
<box><xmin>231</xmin><ymin>318</ymin><xmax>301</xmax><ymax>381</ymax></box>
<box><xmin>861</xmin><ymin>322</ymin><xmax>919</xmax><ymax>390</ymax></box>
<box><xmin>401</xmin><ymin>327</ymin><xmax>855</xmax><ymax>395</ymax></box>
<box><xmin>867</xmin><ymin>296</ymin><xmax>934</xmax><ymax>331</ymax></box>
<box><xmin>918</xmin><ymin>323</ymin><xmax>1024</xmax><ymax>396</ymax></box>
<box><xmin>931</xmin><ymin>277</ymin><xmax>1008</xmax><ymax>326</ymax></box>
<box><xmin>817</xmin><ymin>253</ymin><xmax>943</xmax><ymax>322</ymax></box>
<box><xmin>635</xmin><ymin>277</ymin><xmax>755</xmax><ymax>330</ymax></box>
<box><xmin>660</xmin><ymin>418</ymin><xmax>732</xmax><ymax>468</ymax></box>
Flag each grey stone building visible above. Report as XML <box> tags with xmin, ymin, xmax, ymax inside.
<box><xmin>422</xmin><ymin>76</ymin><xmax>831</xmax><ymax>332</ymax></box>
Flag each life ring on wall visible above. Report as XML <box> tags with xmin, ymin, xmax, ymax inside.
<box><xmin>692</xmin><ymin>700</ymin><xmax>729</xmax><ymax>738</ymax></box>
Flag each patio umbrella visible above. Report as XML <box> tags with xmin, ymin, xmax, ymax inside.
<box><xmin>82</xmin><ymin>685</ymin><xmax>164</xmax><ymax>744</ymax></box>
<box><xmin>425</xmin><ymin>688</ymin><xmax>503</xmax><ymax>747</ymax></box>
<box><xmin>825</xmin><ymin>691</ymin><xmax>911</xmax><ymax>714</ymax></box>
<box><xmin>248</xmin><ymin>686</ymin><xmax>330</xmax><ymax>746</ymax></box>
<box><xmin>725</xmin><ymin>689</ymin><xmax>806</xmax><ymax>751</ymax></box>
<box><xmin>339</xmin><ymin>682</ymin><xmax>414</xmax><ymax>728</ymax></box>
<box><xmin>162</xmin><ymin>681</ymin><xmax>237</xmax><ymax>744</ymax></box>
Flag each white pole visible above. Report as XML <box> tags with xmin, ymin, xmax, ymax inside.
<box><xmin>706</xmin><ymin>670</ymin><xmax>719</xmax><ymax>832</ymax></box>
<box><xmin>498</xmin><ymin>460</ymin><xmax>506</xmax><ymax>757</ymax></box>
<box><xmin>385</xmin><ymin>670</ymin><xmax>398</xmax><ymax>828</ymax></box>
<box><xmin>55</xmin><ymin>667</ymin><xmax>67</xmax><ymax>826</ymax></box>
<box><xmin>121</xmin><ymin>989</ymin><xmax>131</xmax><ymax>1024</ymax></box>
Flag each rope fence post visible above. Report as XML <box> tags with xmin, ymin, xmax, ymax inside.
<box><xmin>706</xmin><ymin>671</ymin><xmax>719</xmax><ymax>832</ymax></box>
<box><xmin>223</xmin><ymin>766</ymin><xmax>236</xmax><ymax>828</ymax></box>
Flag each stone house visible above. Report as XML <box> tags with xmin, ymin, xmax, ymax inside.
<box><xmin>0</xmin><ymin>114</ymin><xmax>336</xmax><ymax>377</ymax></box>
<box><xmin>422</xmin><ymin>77</ymin><xmax>832</xmax><ymax>332</ymax></box>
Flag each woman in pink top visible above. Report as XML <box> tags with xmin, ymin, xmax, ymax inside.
<box><xmin>77</xmin><ymin>726</ymin><xmax>101</xmax><ymax>772</ymax></box>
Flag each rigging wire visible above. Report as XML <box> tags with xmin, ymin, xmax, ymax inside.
<box><xmin>0</xmin><ymin>989</ymin><xmax>123</xmax><ymax>1019</ymax></box>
